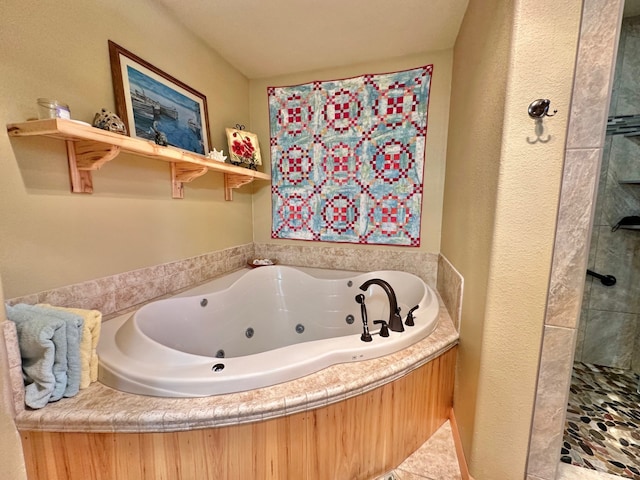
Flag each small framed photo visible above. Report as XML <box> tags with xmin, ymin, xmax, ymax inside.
<box><xmin>225</xmin><ymin>127</ymin><xmax>262</xmax><ymax>170</ymax></box>
<box><xmin>108</xmin><ymin>40</ymin><xmax>211</xmax><ymax>155</ymax></box>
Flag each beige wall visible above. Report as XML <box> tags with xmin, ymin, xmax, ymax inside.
<box><xmin>0</xmin><ymin>0</ymin><xmax>254</xmax><ymax>476</ymax></box>
<box><xmin>0</xmin><ymin>0</ymin><xmax>253</xmax><ymax>300</ymax></box>
<box><xmin>0</xmin><ymin>281</ymin><xmax>25</xmax><ymax>480</ymax></box>
<box><xmin>0</xmin><ymin>1</ymin><xmax>590</xmax><ymax>479</ymax></box>
<box><xmin>441</xmin><ymin>0</ymin><xmax>582</xmax><ymax>478</ymax></box>
<box><xmin>248</xmin><ymin>50</ymin><xmax>453</xmax><ymax>254</ymax></box>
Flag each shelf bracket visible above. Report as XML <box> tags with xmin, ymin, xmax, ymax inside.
<box><xmin>224</xmin><ymin>173</ymin><xmax>255</xmax><ymax>201</ymax></box>
<box><xmin>7</xmin><ymin>119</ymin><xmax>270</xmax><ymax>200</ymax></box>
<box><xmin>65</xmin><ymin>140</ymin><xmax>121</xmax><ymax>193</ymax></box>
<box><xmin>171</xmin><ymin>162</ymin><xmax>209</xmax><ymax>199</ymax></box>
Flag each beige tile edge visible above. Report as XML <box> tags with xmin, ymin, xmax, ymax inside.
<box><xmin>527</xmin><ymin>326</ymin><xmax>576</xmax><ymax>480</ymax></box>
<box><xmin>437</xmin><ymin>253</ymin><xmax>464</xmax><ymax>331</ymax></box>
<box><xmin>1</xmin><ymin>321</ymin><xmax>23</xmax><ymax>416</ymax></box>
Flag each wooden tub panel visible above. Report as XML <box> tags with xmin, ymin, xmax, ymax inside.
<box><xmin>21</xmin><ymin>346</ymin><xmax>456</xmax><ymax>480</ymax></box>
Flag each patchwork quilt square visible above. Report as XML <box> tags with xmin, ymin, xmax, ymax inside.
<box><xmin>268</xmin><ymin>65</ymin><xmax>432</xmax><ymax>246</ymax></box>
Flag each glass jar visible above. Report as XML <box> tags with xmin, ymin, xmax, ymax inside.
<box><xmin>37</xmin><ymin>98</ymin><xmax>71</xmax><ymax>120</ymax></box>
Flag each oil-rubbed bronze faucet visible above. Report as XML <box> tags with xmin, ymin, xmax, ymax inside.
<box><xmin>358</xmin><ymin>279</ymin><xmax>404</xmax><ymax>332</ymax></box>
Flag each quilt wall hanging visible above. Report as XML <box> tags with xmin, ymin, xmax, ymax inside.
<box><xmin>268</xmin><ymin>65</ymin><xmax>432</xmax><ymax>246</ymax></box>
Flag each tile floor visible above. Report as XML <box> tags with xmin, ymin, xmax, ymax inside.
<box><xmin>562</xmin><ymin>362</ymin><xmax>640</xmax><ymax>480</ymax></box>
<box><xmin>558</xmin><ymin>463</ymin><xmax>624</xmax><ymax>480</ymax></box>
<box><xmin>375</xmin><ymin>420</ymin><xmax>462</xmax><ymax>480</ymax></box>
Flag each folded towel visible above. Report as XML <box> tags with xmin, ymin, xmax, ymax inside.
<box><xmin>60</xmin><ymin>312</ymin><xmax>83</xmax><ymax>397</ymax></box>
<box><xmin>39</xmin><ymin>304</ymin><xmax>101</xmax><ymax>388</ymax></box>
<box><xmin>6</xmin><ymin>304</ymin><xmax>69</xmax><ymax>408</ymax></box>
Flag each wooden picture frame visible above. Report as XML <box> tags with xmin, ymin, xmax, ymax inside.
<box><xmin>108</xmin><ymin>40</ymin><xmax>211</xmax><ymax>155</ymax></box>
<box><xmin>225</xmin><ymin>127</ymin><xmax>262</xmax><ymax>169</ymax></box>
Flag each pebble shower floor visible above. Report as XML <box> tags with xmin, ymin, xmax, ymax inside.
<box><xmin>563</xmin><ymin>362</ymin><xmax>640</xmax><ymax>479</ymax></box>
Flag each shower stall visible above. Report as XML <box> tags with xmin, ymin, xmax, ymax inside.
<box><xmin>564</xmin><ymin>13</ymin><xmax>640</xmax><ymax>479</ymax></box>
<box><xmin>578</xmin><ymin>15</ymin><xmax>640</xmax><ymax>374</ymax></box>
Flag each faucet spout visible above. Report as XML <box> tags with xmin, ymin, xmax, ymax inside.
<box><xmin>359</xmin><ymin>278</ymin><xmax>404</xmax><ymax>332</ymax></box>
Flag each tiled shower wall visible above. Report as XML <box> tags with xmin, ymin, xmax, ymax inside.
<box><xmin>576</xmin><ymin>16</ymin><xmax>640</xmax><ymax>371</ymax></box>
<box><xmin>526</xmin><ymin>1</ymin><xmax>623</xmax><ymax>479</ymax></box>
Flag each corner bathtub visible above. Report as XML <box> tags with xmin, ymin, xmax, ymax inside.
<box><xmin>98</xmin><ymin>266</ymin><xmax>439</xmax><ymax>397</ymax></box>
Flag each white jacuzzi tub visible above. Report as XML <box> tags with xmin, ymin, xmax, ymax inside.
<box><xmin>98</xmin><ymin>266</ymin><xmax>439</xmax><ymax>397</ymax></box>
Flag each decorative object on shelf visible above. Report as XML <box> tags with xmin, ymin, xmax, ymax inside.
<box><xmin>92</xmin><ymin>108</ymin><xmax>127</xmax><ymax>135</ymax></box>
<box><xmin>247</xmin><ymin>258</ymin><xmax>277</xmax><ymax>268</ymax></box>
<box><xmin>527</xmin><ymin>99</ymin><xmax>557</xmax><ymax>119</ymax></box>
<box><xmin>206</xmin><ymin>148</ymin><xmax>227</xmax><ymax>162</ymax></box>
<box><xmin>37</xmin><ymin>98</ymin><xmax>71</xmax><ymax>120</ymax></box>
<box><xmin>108</xmin><ymin>40</ymin><xmax>211</xmax><ymax>155</ymax></box>
<box><xmin>226</xmin><ymin>124</ymin><xmax>262</xmax><ymax>170</ymax></box>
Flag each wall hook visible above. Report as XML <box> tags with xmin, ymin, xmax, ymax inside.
<box><xmin>528</xmin><ymin>99</ymin><xmax>557</xmax><ymax>119</ymax></box>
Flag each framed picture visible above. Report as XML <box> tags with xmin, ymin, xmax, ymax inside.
<box><xmin>225</xmin><ymin>126</ymin><xmax>262</xmax><ymax>170</ymax></box>
<box><xmin>108</xmin><ymin>40</ymin><xmax>211</xmax><ymax>155</ymax></box>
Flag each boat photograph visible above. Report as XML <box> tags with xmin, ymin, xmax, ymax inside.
<box><xmin>124</xmin><ymin>65</ymin><xmax>207</xmax><ymax>155</ymax></box>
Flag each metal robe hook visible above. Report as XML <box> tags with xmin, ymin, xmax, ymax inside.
<box><xmin>528</xmin><ymin>99</ymin><xmax>557</xmax><ymax>119</ymax></box>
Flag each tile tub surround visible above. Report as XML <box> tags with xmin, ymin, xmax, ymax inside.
<box><xmin>1</xmin><ymin>241</ymin><xmax>462</xmax><ymax>411</ymax></box>
<box><xmin>5</xmin><ymin>243</ymin><xmax>255</xmax><ymax>318</ymax></box>
<box><xmin>4</xmin><ymin>242</ymin><xmax>460</xmax><ymax>331</ymax></box>
<box><xmin>253</xmin><ymin>243</ymin><xmax>463</xmax><ymax>329</ymax></box>
<box><xmin>253</xmin><ymin>243</ymin><xmax>440</xmax><ymax>288</ymax></box>
<box><xmin>11</xmin><ymin>300</ymin><xmax>457</xmax><ymax>433</ymax></box>
<box><xmin>437</xmin><ymin>254</ymin><xmax>463</xmax><ymax>331</ymax></box>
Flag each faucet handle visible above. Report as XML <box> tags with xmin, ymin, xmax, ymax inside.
<box><xmin>356</xmin><ymin>294</ymin><xmax>373</xmax><ymax>342</ymax></box>
<box><xmin>373</xmin><ymin>320</ymin><xmax>389</xmax><ymax>337</ymax></box>
<box><xmin>405</xmin><ymin>305</ymin><xmax>419</xmax><ymax>326</ymax></box>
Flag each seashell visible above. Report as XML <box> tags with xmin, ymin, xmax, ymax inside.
<box><xmin>92</xmin><ymin>108</ymin><xmax>127</xmax><ymax>135</ymax></box>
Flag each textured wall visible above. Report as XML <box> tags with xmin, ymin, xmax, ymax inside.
<box><xmin>0</xmin><ymin>0</ymin><xmax>252</xmax><ymax>300</ymax></box>
<box><xmin>0</xmin><ymin>0</ymin><xmax>253</xmax><ymax>476</ymax></box>
<box><xmin>442</xmin><ymin>0</ymin><xmax>583</xmax><ymax>478</ymax></box>
<box><xmin>0</xmin><ymin>277</ymin><xmax>26</xmax><ymax>480</ymax></box>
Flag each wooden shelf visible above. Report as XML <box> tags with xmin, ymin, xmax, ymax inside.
<box><xmin>6</xmin><ymin>118</ymin><xmax>270</xmax><ymax>200</ymax></box>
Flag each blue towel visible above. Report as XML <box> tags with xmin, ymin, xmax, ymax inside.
<box><xmin>6</xmin><ymin>304</ymin><xmax>84</xmax><ymax>408</ymax></box>
<box><xmin>15</xmin><ymin>304</ymin><xmax>84</xmax><ymax>398</ymax></box>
